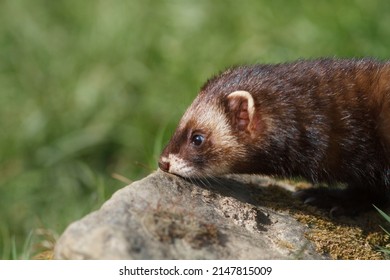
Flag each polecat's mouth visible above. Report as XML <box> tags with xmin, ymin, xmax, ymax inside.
<box><xmin>158</xmin><ymin>166</ymin><xmax>189</xmax><ymax>180</ymax></box>
<box><xmin>158</xmin><ymin>167</ymin><xmax>210</xmax><ymax>182</ymax></box>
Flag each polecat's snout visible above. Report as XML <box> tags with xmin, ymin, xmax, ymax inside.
<box><xmin>158</xmin><ymin>159</ymin><xmax>170</xmax><ymax>172</ymax></box>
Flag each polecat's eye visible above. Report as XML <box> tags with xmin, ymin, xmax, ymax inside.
<box><xmin>191</xmin><ymin>134</ymin><xmax>204</xmax><ymax>146</ymax></box>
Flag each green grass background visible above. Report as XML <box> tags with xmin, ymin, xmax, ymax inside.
<box><xmin>1</xmin><ymin>0</ymin><xmax>390</xmax><ymax>259</ymax></box>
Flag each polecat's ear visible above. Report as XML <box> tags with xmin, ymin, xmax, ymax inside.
<box><xmin>226</xmin><ymin>90</ymin><xmax>255</xmax><ymax>133</ymax></box>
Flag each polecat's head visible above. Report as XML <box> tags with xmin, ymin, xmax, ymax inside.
<box><xmin>158</xmin><ymin>88</ymin><xmax>260</xmax><ymax>178</ymax></box>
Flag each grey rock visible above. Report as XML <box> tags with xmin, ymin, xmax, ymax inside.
<box><xmin>54</xmin><ymin>170</ymin><xmax>327</xmax><ymax>259</ymax></box>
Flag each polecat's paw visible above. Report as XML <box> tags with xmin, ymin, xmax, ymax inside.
<box><xmin>293</xmin><ymin>187</ymin><xmax>377</xmax><ymax>217</ymax></box>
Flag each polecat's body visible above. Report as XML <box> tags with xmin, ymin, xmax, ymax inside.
<box><xmin>159</xmin><ymin>58</ymin><xmax>390</xmax><ymax>214</ymax></box>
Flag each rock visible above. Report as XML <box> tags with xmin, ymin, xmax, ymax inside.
<box><xmin>54</xmin><ymin>170</ymin><xmax>328</xmax><ymax>259</ymax></box>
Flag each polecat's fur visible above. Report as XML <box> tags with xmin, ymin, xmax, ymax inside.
<box><xmin>159</xmin><ymin>58</ymin><xmax>390</xmax><ymax>215</ymax></box>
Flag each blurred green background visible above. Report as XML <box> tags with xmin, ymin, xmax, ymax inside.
<box><xmin>1</xmin><ymin>0</ymin><xmax>390</xmax><ymax>259</ymax></box>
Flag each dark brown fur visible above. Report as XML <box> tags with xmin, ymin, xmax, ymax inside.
<box><xmin>159</xmin><ymin>58</ymin><xmax>390</xmax><ymax>215</ymax></box>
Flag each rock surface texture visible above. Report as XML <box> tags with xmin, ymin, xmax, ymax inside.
<box><xmin>54</xmin><ymin>170</ymin><xmax>329</xmax><ymax>259</ymax></box>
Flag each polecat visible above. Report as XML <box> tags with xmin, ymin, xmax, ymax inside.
<box><xmin>158</xmin><ymin>58</ymin><xmax>390</xmax><ymax>215</ymax></box>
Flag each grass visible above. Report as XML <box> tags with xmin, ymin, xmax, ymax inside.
<box><xmin>1</xmin><ymin>0</ymin><xmax>390</xmax><ymax>259</ymax></box>
<box><xmin>374</xmin><ymin>206</ymin><xmax>390</xmax><ymax>258</ymax></box>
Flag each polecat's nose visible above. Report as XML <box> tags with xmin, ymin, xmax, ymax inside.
<box><xmin>158</xmin><ymin>160</ymin><xmax>170</xmax><ymax>172</ymax></box>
